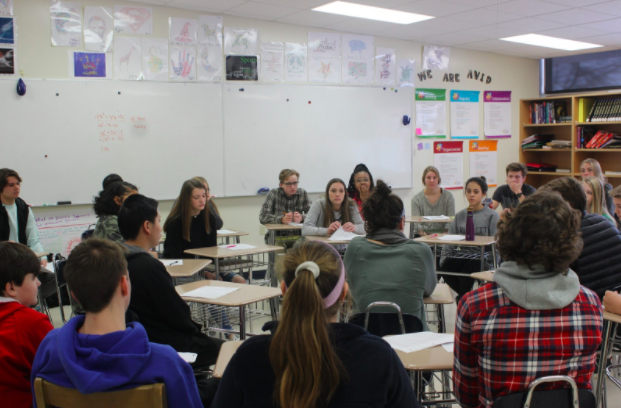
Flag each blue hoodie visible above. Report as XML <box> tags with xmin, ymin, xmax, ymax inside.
<box><xmin>31</xmin><ymin>315</ymin><xmax>202</xmax><ymax>408</ymax></box>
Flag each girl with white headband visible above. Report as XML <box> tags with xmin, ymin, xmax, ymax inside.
<box><xmin>212</xmin><ymin>240</ymin><xmax>418</xmax><ymax>408</ymax></box>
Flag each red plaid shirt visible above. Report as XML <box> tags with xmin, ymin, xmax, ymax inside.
<box><xmin>454</xmin><ymin>282</ymin><xmax>602</xmax><ymax>408</ymax></box>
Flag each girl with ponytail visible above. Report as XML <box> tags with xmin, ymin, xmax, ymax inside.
<box><xmin>212</xmin><ymin>240</ymin><xmax>418</xmax><ymax>408</ymax></box>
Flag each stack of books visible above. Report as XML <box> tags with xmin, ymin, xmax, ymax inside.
<box><xmin>544</xmin><ymin>140</ymin><xmax>571</xmax><ymax>149</ymax></box>
<box><xmin>585</xmin><ymin>98</ymin><xmax>621</xmax><ymax>122</ymax></box>
<box><xmin>529</xmin><ymin>101</ymin><xmax>568</xmax><ymax>124</ymax></box>
<box><xmin>583</xmin><ymin>130</ymin><xmax>621</xmax><ymax>149</ymax></box>
<box><xmin>522</xmin><ymin>134</ymin><xmax>554</xmax><ymax>149</ymax></box>
<box><xmin>527</xmin><ymin>162</ymin><xmax>558</xmax><ymax>172</ymax></box>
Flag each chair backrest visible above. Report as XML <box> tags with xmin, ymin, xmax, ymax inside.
<box><xmin>55</xmin><ymin>258</ymin><xmax>67</xmax><ymax>286</ymax></box>
<box><xmin>493</xmin><ymin>375</ymin><xmax>595</xmax><ymax>408</ymax></box>
<box><xmin>349</xmin><ymin>301</ymin><xmax>424</xmax><ymax>337</ymax></box>
<box><xmin>34</xmin><ymin>378</ymin><xmax>168</xmax><ymax>408</ymax></box>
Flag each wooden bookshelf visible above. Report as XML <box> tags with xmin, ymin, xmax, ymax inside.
<box><xmin>520</xmin><ymin>91</ymin><xmax>621</xmax><ymax>188</ymax></box>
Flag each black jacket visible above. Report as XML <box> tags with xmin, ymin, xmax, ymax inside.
<box><xmin>0</xmin><ymin>197</ymin><xmax>29</xmax><ymax>244</ymax></box>
<box><xmin>571</xmin><ymin>212</ymin><xmax>621</xmax><ymax>298</ymax></box>
<box><xmin>163</xmin><ymin>203</ymin><xmax>223</xmax><ymax>259</ymax></box>
<box><xmin>212</xmin><ymin>321</ymin><xmax>419</xmax><ymax>408</ymax></box>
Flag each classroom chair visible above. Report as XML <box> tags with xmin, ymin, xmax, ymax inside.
<box><xmin>37</xmin><ymin>254</ymin><xmax>60</xmax><ymax>324</ymax></box>
<box><xmin>33</xmin><ymin>378</ymin><xmax>167</xmax><ymax>408</ymax></box>
<box><xmin>348</xmin><ymin>301</ymin><xmax>423</xmax><ymax>337</ymax></box>
<box><xmin>53</xmin><ymin>257</ymin><xmax>80</xmax><ymax>323</ymax></box>
<box><xmin>80</xmin><ymin>223</ymin><xmax>96</xmax><ymax>241</ymax></box>
<box><xmin>493</xmin><ymin>376</ymin><xmax>595</xmax><ymax>408</ymax></box>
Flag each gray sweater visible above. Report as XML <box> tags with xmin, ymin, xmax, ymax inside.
<box><xmin>411</xmin><ymin>189</ymin><xmax>455</xmax><ymax>234</ymax></box>
<box><xmin>302</xmin><ymin>198</ymin><xmax>365</xmax><ymax>236</ymax></box>
<box><xmin>440</xmin><ymin>206</ymin><xmax>500</xmax><ymax>265</ymax></box>
<box><xmin>344</xmin><ymin>236</ymin><xmax>437</xmax><ymax>331</ymax></box>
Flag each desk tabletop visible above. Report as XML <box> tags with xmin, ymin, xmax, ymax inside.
<box><xmin>213</xmin><ymin>341</ymin><xmax>244</xmax><ymax>378</ymax></box>
<box><xmin>405</xmin><ymin>216</ymin><xmax>454</xmax><ymax>224</ymax></box>
<box><xmin>163</xmin><ymin>259</ymin><xmax>212</xmax><ymax>278</ymax></box>
<box><xmin>263</xmin><ymin>223</ymin><xmax>303</xmax><ymax>231</ymax></box>
<box><xmin>184</xmin><ymin>244</ymin><xmax>282</xmax><ymax>259</ymax></box>
<box><xmin>305</xmin><ymin>235</ymin><xmax>360</xmax><ymax>245</ymax></box>
<box><xmin>217</xmin><ymin>230</ymin><xmax>250</xmax><ymax>238</ymax></box>
<box><xmin>392</xmin><ymin>344</ymin><xmax>454</xmax><ymax>371</ymax></box>
<box><xmin>176</xmin><ymin>280</ymin><xmax>282</xmax><ymax>306</ymax></box>
<box><xmin>471</xmin><ymin>271</ymin><xmax>494</xmax><ymax>282</ymax></box>
<box><xmin>423</xmin><ymin>283</ymin><xmax>454</xmax><ymax>305</ymax></box>
<box><xmin>604</xmin><ymin>310</ymin><xmax>621</xmax><ymax>324</ymax></box>
<box><xmin>414</xmin><ymin>234</ymin><xmax>496</xmax><ymax>246</ymax></box>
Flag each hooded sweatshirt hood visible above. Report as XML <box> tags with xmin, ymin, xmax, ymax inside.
<box><xmin>494</xmin><ymin>261</ymin><xmax>580</xmax><ymax>310</ymax></box>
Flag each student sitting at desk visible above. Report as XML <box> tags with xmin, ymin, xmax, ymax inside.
<box><xmin>540</xmin><ymin>177</ymin><xmax>621</xmax><ymax>299</ymax></box>
<box><xmin>31</xmin><ymin>238</ymin><xmax>203</xmax><ymax>408</ymax></box>
<box><xmin>581</xmin><ymin>158</ymin><xmax>614</xmax><ymax>214</ymax></box>
<box><xmin>118</xmin><ymin>195</ymin><xmax>223</xmax><ymax>405</ymax></box>
<box><xmin>582</xmin><ymin>177</ymin><xmax>615</xmax><ymax>223</ymax></box>
<box><xmin>302</xmin><ymin>178</ymin><xmax>365</xmax><ymax>237</ymax></box>
<box><xmin>491</xmin><ymin>162</ymin><xmax>536</xmax><ymax>216</ymax></box>
<box><xmin>347</xmin><ymin>163</ymin><xmax>374</xmax><ymax>219</ymax></box>
<box><xmin>411</xmin><ymin>166</ymin><xmax>455</xmax><ymax>236</ymax></box>
<box><xmin>212</xmin><ymin>240</ymin><xmax>418</xmax><ymax>408</ymax></box>
<box><xmin>259</xmin><ymin>169</ymin><xmax>312</xmax><ymax>244</ymax></box>
<box><xmin>344</xmin><ymin>180</ymin><xmax>436</xmax><ymax>331</ymax></box>
<box><xmin>92</xmin><ymin>181</ymin><xmax>138</xmax><ymax>243</ymax></box>
<box><xmin>0</xmin><ymin>242</ymin><xmax>53</xmax><ymax>408</ymax></box>
<box><xmin>440</xmin><ymin>177</ymin><xmax>499</xmax><ymax>304</ymax></box>
<box><xmin>454</xmin><ymin>191</ymin><xmax>602</xmax><ymax>408</ymax></box>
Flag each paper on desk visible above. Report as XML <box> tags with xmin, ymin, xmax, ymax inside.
<box><xmin>218</xmin><ymin>229</ymin><xmax>237</xmax><ymax>234</ymax></box>
<box><xmin>384</xmin><ymin>331</ymin><xmax>454</xmax><ymax>353</ymax></box>
<box><xmin>219</xmin><ymin>244</ymin><xmax>256</xmax><ymax>250</ymax></box>
<box><xmin>329</xmin><ymin>227</ymin><xmax>362</xmax><ymax>242</ymax></box>
<box><xmin>181</xmin><ymin>286</ymin><xmax>240</xmax><ymax>299</ymax></box>
<box><xmin>288</xmin><ymin>223</ymin><xmax>303</xmax><ymax>227</ymax></box>
<box><xmin>439</xmin><ymin>235</ymin><xmax>465</xmax><ymax>241</ymax></box>
<box><xmin>160</xmin><ymin>260</ymin><xmax>183</xmax><ymax>266</ymax></box>
<box><xmin>442</xmin><ymin>343</ymin><xmax>454</xmax><ymax>352</ymax></box>
<box><xmin>178</xmin><ymin>352</ymin><xmax>197</xmax><ymax>363</ymax></box>
<box><xmin>45</xmin><ymin>263</ymin><xmax>55</xmax><ymax>273</ymax></box>
<box><xmin>423</xmin><ymin>215</ymin><xmax>451</xmax><ymax>220</ymax></box>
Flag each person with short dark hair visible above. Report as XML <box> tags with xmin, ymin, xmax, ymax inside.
<box><xmin>92</xmin><ymin>181</ymin><xmax>138</xmax><ymax>243</ymax></box>
<box><xmin>0</xmin><ymin>242</ymin><xmax>53</xmax><ymax>408</ymax></box>
<box><xmin>102</xmin><ymin>173</ymin><xmax>123</xmax><ymax>190</ymax></box>
<box><xmin>347</xmin><ymin>163</ymin><xmax>374</xmax><ymax>218</ymax></box>
<box><xmin>30</xmin><ymin>239</ymin><xmax>203</xmax><ymax>408</ymax></box>
<box><xmin>491</xmin><ymin>162</ymin><xmax>536</xmax><ymax>214</ymax></box>
<box><xmin>454</xmin><ymin>191</ymin><xmax>602</xmax><ymax>407</ymax></box>
<box><xmin>540</xmin><ymin>177</ymin><xmax>621</xmax><ymax>298</ymax></box>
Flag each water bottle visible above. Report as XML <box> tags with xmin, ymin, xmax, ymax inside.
<box><xmin>465</xmin><ymin>206</ymin><xmax>475</xmax><ymax>241</ymax></box>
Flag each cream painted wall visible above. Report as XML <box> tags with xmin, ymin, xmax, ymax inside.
<box><xmin>15</xmin><ymin>0</ymin><xmax>540</xmax><ymax>246</ymax></box>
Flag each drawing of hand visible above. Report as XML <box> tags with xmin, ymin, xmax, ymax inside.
<box><xmin>172</xmin><ymin>49</ymin><xmax>195</xmax><ymax>78</ymax></box>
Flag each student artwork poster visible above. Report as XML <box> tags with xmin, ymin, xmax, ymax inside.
<box><xmin>170</xmin><ymin>45</ymin><xmax>196</xmax><ymax>81</ymax></box>
<box><xmin>422</xmin><ymin>45</ymin><xmax>450</xmax><ymax>70</ymax></box>
<box><xmin>433</xmin><ymin>141</ymin><xmax>464</xmax><ymax>190</ymax></box>
<box><xmin>415</xmin><ymin>88</ymin><xmax>446</xmax><ymax>138</ymax></box>
<box><xmin>342</xmin><ymin>34</ymin><xmax>374</xmax><ymax>60</ymax></box>
<box><xmin>84</xmin><ymin>7</ymin><xmax>113</xmax><ymax>52</ymax></box>
<box><xmin>469</xmin><ymin>140</ymin><xmax>497</xmax><ymax>187</ymax></box>
<box><xmin>0</xmin><ymin>0</ymin><xmax>13</xmax><ymax>17</ymax></box>
<box><xmin>114</xmin><ymin>36</ymin><xmax>142</xmax><ymax>80</ymax></box>
<box><xmin>224</xmin><ymin>27</ymin><xmax>258</xmax><ymax>55</ymax></box>
<box><xmin>450</xmin><ymin>90</ymin><xmax>479</xmax><ymax>139</ymax></box>
<box><xmin>142</xmin><ymin>37</ymin><xmax>168</xmax><ymax>81</ymax></box>
<box><xmin>0</xmin><ymin>16</ymin><xmax>14</xmax><ymax>45</ymax></box>
<box><xmin>114</xmin><ymin>6</ymin><xmax>152</xmax><ymax>35</ymax></box>
<box><xmin>397</xmin><ymin>59</ymin><xmax>415</xmax><ymax>87</ymax></box>
<box><xmin>50</xmin><ymin>1</ymin><xmax>82</xmax><ymax>47</ymax></box>
<box><xmin>375</xmin><ymin>48</ymin><xmax>395</xmax><ymax>86</ymax></box>
<box><xmin>0</xmin><ymin>47</ymin><xmax>14</xmax><ymax>75</ymax></box>
<box><xmin>198</xmin><ymin>15</ymin><xmax>222</xmax><ymax>47</ymax></box>
<box><xmin>308</xmin><ymin>57</ymin><xmax>340</xmax><ymax>83</ymax></box>
<box><xmin>198</xmin><ymin>45</ymin><xmax>223</xmax><ymax>82</ymax></box>
<box><xmin>170</xmin><ymin>18</ymin><xmax>196</xmax><ymax>47</ymax></box>
<box><xmin>284</xmin><ymin>42</ymin><xmax>307</xmax><ymax>82</ymax></box>
<box><xmin>484</xmin><ymin>91</ymin><xmax>512</xmax><ymax>138</ymax></box>
<box><xmin>308</xmin><ymin>32</ymin><xmax>341</xmax><ymax>58</ymax></box>
<box><xmin>342</xmin><ymin>59</ymin><xmax>373</xmax><ymax>85</ymax></box>
<box><xmin>68</xmin><ymin>51</ymin><xmax>112</xmax><ymax>79</ymax></box>
<box><xmin>260</xmin><ymin>41</ymin><xmax>284</xmax><ymax>82</ymax></box>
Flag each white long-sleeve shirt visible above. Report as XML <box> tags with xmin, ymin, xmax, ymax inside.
<box><xmin>2</xmin><ymin>203</ymin><xmax>45</xmax><ymax>252</ymax></box>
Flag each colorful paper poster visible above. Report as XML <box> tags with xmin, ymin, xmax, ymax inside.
<box><xmin>170</xmin><ymin>45</ymin><xmax>196</xmax><ymax>81</ymax></box>
<box><xmin>50</xmin><ymin>1</ymin><xmax>81</xmax><ymax>47</ymax></box>
<box><xmin>342</xmin><ymin>59</ymin><xmax>373</xmax><ymax>84</ymax></box>
<box><xmin>260</xmin><ymin>41</ymin><xmax>283</xmax><ymax>82</ymax></box>
<box><xmin>450</xmin><ymin>90</ymin><xmax>479</xmax><ymax>139</ymax></box>
<box><xmin>114</xmin><ymin>6</ymin><xmax>152</xmax><ymax>35</ymax></box>
<box><xmin>415</xmin><ymin>88</ymin><xmax>446</xmax><ymax>138</ymax></box>
<box><xmin>375</xmin><ymin>48</ymin><xmax>395</xmax><ymax>85</ymax></box>
<box><xmin>397</xmin><ymin>59</ymin><xmax>415</xmax><ymax>87</ymax></box>
<box><xmin>0</xmin><ymin>0</ymin><xmax>13</xmax><ymax>16</ymax></box>
<box><xmin>114</xmin><ymin>36</ymin><xmax>142</xmax><ymax>80</ymax></box>
<box><xmin>422</xmin><ymin>45</ymin><xmax>450</xmax><ymax>70</ymax></box>
<box><xmin>0</xmin><ymin>47</ymin><xmax>14</xmax><ymax>75</ymax></box>
<box><xmin>342</xmin><ymin>34</ymin><xmax>373</xmax><ymax>60</ymax></box>
<box><xmin>284</xmin><ymin>42</ymin><xmax>307</xmax><ymax>82</ymax></box>
<box><xmin>308</xmin><ymin>57</ymin><xmax>341</xmax><ymax>83</ymax></box>
<box><xmin>469</xmin><ymin>140</ymin><xmax>497</xmax><ymax>187</ymax></box>
<box><xmin>198</xmin><ymin>45</ymin><xmax>223</xmax><ymax>81</ymax></box>
<box><xmin>84</xmin><ymin>7</ymin><xmax>113</xmax><ymax>52</ymax></box>
<box><xmin>170</xmin><ymin>18</ymin><xmax>196</xmax><ymax>46</ymax></box>
<box><xmin>433</xmin><ymin>141</ymin><xmax>463</xmax><ymax>190</ymax></box>
<box><xmin>484</xmin><ymin>91</ymin><xmax>512</xmax><ymax>138</ymax></box>
<box><xmin>69</xmin><ymin>51</ymin><xmax>112</xmax><ymax>79</ymax></box>
<box><xmin>308</xmin><ymin>32</ymin><xmax>340</xmax><ymax>58</ymax></box>
<box><xmin>0</xmin><ymin>17</ymin><xmax>13</xmax><ymax>45</ymax></box>
<box><xmin>224</xmin><ymin>27</ymin><xmax>258</xmax><ymax>55</ymax></box>
<box><xmin>198</xmin><ymin>15</ymin><xmax>222</xmax><ymax>47</ymax></box>
<box><xmin>142</xmin><ymin>37</ymin><xmax>168</xmax><ymax>81</ymax></box>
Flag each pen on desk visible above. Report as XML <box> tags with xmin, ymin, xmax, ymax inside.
<box><xmin>169</xmin><ymin>261</ymin><xmax>178</xmax><ymax>266</ymax></box>
<box><xmin>429</xmin><ymin>233</ymin><xmax>438</xmax><ymax>238</ymax></box>
<box><xmin>226</xmin><ymin>245</ymin><xmax>236</xmax><ymax>248</ymax></box>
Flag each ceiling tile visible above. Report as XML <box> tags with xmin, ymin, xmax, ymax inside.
<box><xmin>579</xmin><ymin>32</ymin><xmax>621</xmax><ymax>46</ymax></box>
<box><xmin>445</xmin><ymin>8</ymin><xmax>524</xmax><ymax>24</ymax></box>
<box><xmin>171</xmin><ymin>4</ymin><xmax>227</xmax><ymax>12</ymax></box>
<box><xmin>500</xmin><ymin>17</ymin><xmax>567</xmax><ymax>32</ymax></box>
<box><xmin>422</xmin><ymin>32</ymin><xmax>490</xmax><ymax>46</ymax></box>
<box><xmin>582</xmin><ymin>0</ymin><xmax>621</xmax><ymax>15</ymax></box>
<box><xmin>276</xmin><ymin>10</ymin><xmax>352</xmax><ymax>26</ymax></box>
<box><xmin>226</xmin><ymin>2</ymin><xmax>302</xmax><ymax>18</ymax></box>
<box><xmin>377</xmin><ymin>24</ymin><xmax>448</xmax><ymax>40</ymax></box>
<box><xmin>132</xmin><ymin>0</ymin><xmax>166</xmax><ymax>5</ymax></box>
<box><xmin>460</xmin><ymin>39</ymin><xmax>526</xmax><ymax>51</ymax></box>
<box><xmin>325</xmin><ymin>18</ymin><xmax>403</xmax><ymax>35</ymax></box>
<box><xmin>395</xmin><ymin>0</ymin><xmax>478</xmax><ymax>18</ymax></box>
<box><xmin>170</xmin><ymin>0</ymin><xmax>249</xmax><ymax>11</ymax></box>
<box><xmin>541</xmin><ymin>0</ymin><xmax>608</xmax><ymax>6</ymax></box>
<box><xmin>486</xmin><ymin>0</ymin><xmax>569</xmax><ymax>16</ymax></box>
<box><xmin>579</xmin><ymin>18</ymin><xmax>621</xmax><ymax>32</ymax></box>
<box><xmin>343</xmin><ymin>0</ymin><xmax>419</xmax><ymax>7</ymax></box>
<box><xmin>407</xmin><ymin>16</ymin><xmax>482</xmax><ymax>32</ymax></box>
<box><xmin>251</xmin><ymin>0</ymin><xmax>329</xmax><ymax>8</ymax></box>
<box><xmin>537</xmin><ymin>26</ymin><xmax>608</xmax><ymax>39</ymax></box>
<box><xmin>537</xmin><ymin>8</ymin><xmax>614</xmax><ymax>24</ymax></box>
<box><xmin>445</xmin><ymin>0</ymin><xmax>512</xmax><ymax>6</ymax></box>
<box><xmin>453</xmin><ymin>24</ymin><xmax>529</xmax><ymax>40</ymax></box>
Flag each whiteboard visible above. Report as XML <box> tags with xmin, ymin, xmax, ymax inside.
<box><xmin>0</xmin><ymin>80</ymin><xmax>224</xmax><ymax>205</ymax></box>
<box><xmin>223</xmin><ymin>84</ymin><xmax>412</xmax><ymax>196</ymax></box>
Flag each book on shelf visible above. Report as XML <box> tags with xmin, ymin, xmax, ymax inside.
<box><xmin>586</xmin><ymin>98</ymin><xmax>621</xmax><ymax>122</ymax></box>
<box><xmin>528</xmin><ymin>101</ymin><xmax>567</xmax><ymax>124</ymax></box>
<box><xmin>527</xmin><ymin>162</ymin><xmax>558</xmax><ymax>172</ymax></box>
<box><xmin>556</xmin><ymin>169</ymin><xmax>571</xmax><ymax>173</ymax></box>
<box><xmin>605</xmin><ymin>171</ymin><xmax>621</xmax><ymax>175</ymax></box>
<box><xmin>546</xmin><ymin>140</ymin><xmax>571</xmax><ymax>148</ymax></box>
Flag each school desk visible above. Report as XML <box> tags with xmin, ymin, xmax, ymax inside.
<box><xmin>414</xmin><ymin>234</ymin><xmax>498</xmax><ymax>272</ymax></box>
<box><xmin>470</xmin><ymin>270</ymin><xmax>495</xmax><ymax>282</ymax></box>
<box><xmin>163</xmin><ymin>259</ymin><xmax>212</xmax><ymax>286</ymax></box>
<box><xmin>217</xmin><ymin>230</ymin><xmax>250</xmax><ymax>245</ymax></box>
<box><xmin>405</xmin><ymin>216</ymin><xmax>453</xmax><ymax>239</ymax></box>
<box><xmin>304</xmin><ymin>235</ymin><xmax>360</xmax><ymax>245</ymax></box>
<box><xmin>423</xmin><ymin>283</ymin><xmax>454</xmax><ymax>334</ymax></box>
<box><xmin>176</xmin><ymin>280</ymin><xmax>281</xmax><ymax>340</ymax></box>
<box><xmin>213</xmin><ymin>340</ymin><xmax>244</xmax><ymax>378</ymax></box>
<box><xmin>595</xmin><ymin>310</ymin><xmax>621</xmax><ymax>408</ymax></box>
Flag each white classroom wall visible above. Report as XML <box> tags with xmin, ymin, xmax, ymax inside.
<box><xmin>16</xmin><ymin>0</ymin><xmax>540</xmax><ymax>246</ymax></box>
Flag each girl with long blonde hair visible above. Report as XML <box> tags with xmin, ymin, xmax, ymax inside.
<box><xmin>582</xmin><ymin>176</ymin><xmax>614</xmax><ymax>222</ymax></box>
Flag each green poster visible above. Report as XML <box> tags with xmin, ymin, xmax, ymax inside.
<box><xmin>415</xmin><ymin>88</ymin><xmax>447</xmax><ymax>138</ymax></box>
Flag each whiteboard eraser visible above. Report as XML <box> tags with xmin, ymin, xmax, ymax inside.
<box><xmin>257</xmin><ymin>188</ymin><xmax>269</xmax><ymax>195</ymax></box>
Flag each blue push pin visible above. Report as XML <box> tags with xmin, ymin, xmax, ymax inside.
<box><xmin>16</xmin><ymin>78</ymin><xmax>26</xmax><ymax>96</ymax></box>
<box><xmin>402</xmin><ymin>115</ymin><xmax>411</xmax><ymax>126</ymax></box>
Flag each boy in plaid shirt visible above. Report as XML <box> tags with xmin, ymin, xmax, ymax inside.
<box><xmin>454</xmin><ymin>191</ymin><xmax>602</xmax><ymax>408</ymax></box>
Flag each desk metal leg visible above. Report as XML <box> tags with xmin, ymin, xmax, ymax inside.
<box><xmin>269</xmin><ymin>297</ymin><xmax>279</xmax><ymax>321</ymax></box>
<box><xmin>215</xmin><ymin>258</ymin><xmax>220</xmax><ymax>280</ymax></box>
<box><xmin>413</xmin><ymin>371</ymin><xmax>423</xmax><ymax>404</ymax></box>
<box><xmin>438</xmin><ymin>304</ymin><xmax>446</xmax><ymax>334</ymax></box>
<box><xmin>410</xmin><ymin>222</ymin><xmax>415</xmax><ymax>239</ymax></box>
<box><xmin>480</xmin><ymin>246</ymin><xmax>485</xmax><ymax>271</ymax></box>
<box><xmin>268</xmin><ymin>230</ymin><xmax>277</xmax><ymax>288</ymax></box>
<box><xmin>239</xmin><ymin>305</ymin><xmax>246</xmax><ymax>340</ymax></box>
<box><xmin>433</xmin><ymin>244</ymin><xmax>438</xmax><ymax>272</ymax></box>
<box><xmin>596</xmin><ymin>320</ymin><xmax>613</xmax><ymax>408</ymax></box>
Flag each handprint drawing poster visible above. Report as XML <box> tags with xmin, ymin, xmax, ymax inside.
<box><xmin>170</xmin><ymin>45</ymin><xmax>196</xmax><ymax>81</ymax></box>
